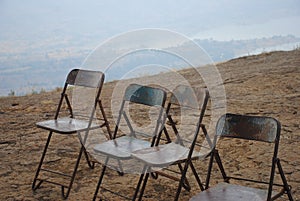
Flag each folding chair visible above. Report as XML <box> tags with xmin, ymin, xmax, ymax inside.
<box><xmin>131</xmin><ymin>85</ymin><xmax>210</xmax><ymax>201</ymax></box>
<box><xmin>190</xmin><ymin>113</ymin><xmax>294</xmax><ymax>201</ymax></box>
<box><xmin>92</xmin><ymin>83</ymin><xmax>167</xmax><ymax>201</ymax></box>
<box><xmin>32</xmin><ymin>69</ymin><xmax>111</xmax><ymax>199</ymax></box>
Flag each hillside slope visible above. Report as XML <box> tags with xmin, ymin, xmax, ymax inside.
<box><xmin>0</xmin><ymin>49</ymin><xmax>299</xmax><ymax>200</ymax></box>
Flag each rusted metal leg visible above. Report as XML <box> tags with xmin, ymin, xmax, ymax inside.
<box><xmin>137</xmin><ymin>167</ymin><xmax>150</xmax><ymax>201</ymax></box>
<box><xmin>132</xmin><ymin>166</ymin><xmax>147</xmax><ymax>201</ymax></box>
<box><xmin>190</xmin><ymin>162</ymin><xmax>205</xmax><ymax>191</ymax></box>
<box><xmin>83</xmin><ymin>147</ymin><xmax>95</xmax><ymax>169</ymax></box>
<box><xmin>214</xmin><ymin>150</ymin><xmax>228</xmax><ymax>182</ymax></box>
<box><xmin>60</xmin><ymin>145</ymin><xmax>84</xmax><ymax>199</ymax></box>
<box><xmin>32</xmin><ymin>131</ymin><xmax>53</xmax><ymax>190</ymax></box>
<box><xmin>93</xmin><ymin>157</ymin><xmax>109</xmax><ymax>201</ymax></box>
<box><xmin>277</xmin><ymin>159</ymin><xmax>294</xmax><ymax>201</ymax></box>
<box><xmin>178</xmin><ymin>163</ymin><xmax>191</xmax><ymax>191</ymax></box>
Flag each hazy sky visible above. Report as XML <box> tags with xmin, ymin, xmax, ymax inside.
<box><xmin>0</xmin><ymin>0</ymin><xmax>299</xmax><ymax>42</ymax></box>
<box><xmin>0</xmin><ymin>0</ymin><xmax>299</xmax><ymax>96</ymax></box>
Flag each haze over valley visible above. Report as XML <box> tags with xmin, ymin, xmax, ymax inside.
<box><xmin>0</xmin><ymin>0</ymin><xmax>299</xmax><ymax>96</ymax></box>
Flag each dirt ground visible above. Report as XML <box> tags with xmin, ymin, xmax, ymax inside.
<box><xmin>0</xmin><ymin>50</ymin><xmax>299</xmax><ymax>200</ymax></box>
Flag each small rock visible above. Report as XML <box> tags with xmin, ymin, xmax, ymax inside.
<box><xmin>43</xmin><ymin>113</ymin><xmax>52</xmax><ymax>118</ymax></box>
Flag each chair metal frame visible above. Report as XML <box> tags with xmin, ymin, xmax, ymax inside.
<box><xmin>190</xmin><ymin>113</ymin><xmax>294</xmax><ymax>201</ymax></box>
<box><xmin>132</xmin><ymin>85</ymin><xmax>211</xmax><ymax>201</ymax></box>
<box><xmin>92</xmin><ymin>83</ymin><xmax>167</xmax><ymax>201</ymax></box>
<box><xmin>32</xmin><ymin>69</ymin><xmax>111</xmax><ymax>199</ymax></box>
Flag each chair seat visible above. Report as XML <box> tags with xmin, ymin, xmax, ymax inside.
<box><xmin>36</xmin><ymin>117</ymin><xmax>101</xmax><ymax>134</ymax></box>
<box><xmin>93</xmin><ymin>136</ymin><xmax>151</xmax><ymax>159</ymax></box>
<box><xmin>131</xmin><ymin>142</ymin><xmax>205</xmax><ymax>167</ymax></box>
<box><xmin>189</xmin><ymin>183</ymin><xmax>267</xmax><ymax>201</ymax></box>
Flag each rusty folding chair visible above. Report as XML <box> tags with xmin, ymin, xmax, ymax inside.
<box><xmin>32</xmin><ymin>69</ymin><xmax>111</xmax><ymax>199</ymax></box>
<box><xmin>131</xmin><ymin>85</ymin><xmax>211</xmax><ymax>201</ymax></box>
<box><xmin>92</xmin><ymin>83</ymin><xmax>167</xmax><ymax>200</ymax></box>
<box><xmin>190</xmin><ymin>113</ymin><xmax>294</xmax><ymax>201</ymax></box>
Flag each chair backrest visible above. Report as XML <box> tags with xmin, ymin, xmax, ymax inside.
<box><xmin>113</xmin><ymin>84</ymin><xmax>167</xmax><ymax>141</ymax></box>
<box><xmin>215</xmin><ymin>113</ymin><xmax>280</xmax><ymax>143</ymax></box>
<box><xmin>55</xmin><ymin>69</ymin><xmax>105</xmax><ymax>120</ymax></box>
<box><xmin>170</xmin><ymin>85</ymin><xmax>208</xmax><ymax>109</ymax></box>
<box><xmin>124</xmin><ymin>84</ymin><xmax>166</xmax><ymax>107</ymax></box>
<box><xmin>165</xmin><ymin>85</ymin><xmax>210</xmax><ymax>152</ymax></box>
<box><xmin>207</xmin><ymin>113</ymin><xmax>282</xmax><ymax>199</ymax></box>
<box><xmin>66</xmin><ymin>69</ymin><xmax>104</xmax><ymax>88</ymax></box>
<box><xmin>169</xmin><ymin>85</ymin><xmax>209</xmax><ymax>123</ymax></box>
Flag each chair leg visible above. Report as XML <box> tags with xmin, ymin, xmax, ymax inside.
<box><xmin>214</xmin><ymin>150</ymin><xmax>228</xmax><ymax>182</ymax></box>
<box><xmin>77</xmin><ymin>131</ymin><xmax>95</xmax><ymax>169</ymax></box>
<box><xmin>190</xmin><ymin>162</ymin><xmax>204</xmax><ymax>191</ymax></box>
<box><xmin>33</xmin><ymin>132</ymin><xmax>85</xmax><ymax>199</ymax></box>
<box><xmin>137</xmin><ymin>170</ymin><xmax>150</xmax><ymax>201</ymax></box>
<box><xmin>61</xmin><ymin>145</ymin><xmax>84</xmax><ymax>199</ymax></box>
<box><xmin>204</xmin><ymin>150</ymin><xmax>215</xmax><ymax>189</ymax></box>
<box><xmin>93</xmin><ymin>157</ymin><xmax>109</xmax><ymax>201</ymax></box>
<box><xmin>132</xmin><ymin>165</ymin><xmax>148</xmax><ymax>201</ymax></box>
<box><xmin>175</xmin><ymin>159</ymin><xmax>192</xmax><ymax>201</ymax></box>
<box><xmin>277</xmin><ymin>159</ymin><xmax>294</xmax><ymax>201</ymax></box>
<box><xmin>83</xmin><ymin>147</ymin><xmax>95</xmax><ymax>169</ymax></box>
<box><xmin>178</xmin><ymin>163</ymin><xmax>191</xmax><ymax>191</ymax></box>
<box><xmin>32</xmin><ymin>131</ymin><xmax>53</xmax><ymax>190</ymax></box>
<box><xmin>132</xmin><ymin>173</ymin><xmax>145</xmax><ymax>201</ymax></box>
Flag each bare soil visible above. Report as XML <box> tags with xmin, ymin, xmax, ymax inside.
<box><xmin>0</xmin><ymin>50</ymin><xmax>299</xmax><ymax>200</ymax></box>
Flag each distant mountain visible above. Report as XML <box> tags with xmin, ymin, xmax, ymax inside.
<box><xmin>1</xmin><ymin>35</ymin><xmax>299</xmax><ymax>97</ymax></box>
<box><xmin>194</xmin><ymin>35</ymin><xmax>300</xmax><ymax>62</ymax></box>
